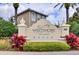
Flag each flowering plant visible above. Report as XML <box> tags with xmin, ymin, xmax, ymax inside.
<box><xmin>66</xmin><ymin>33</ymin><xmax>79</xmax><ymax>49</ymax></box>
<box><xmin>10</xmin><ymin>33</ymin><xmax>26</xmax><ymax>51</ymax></box>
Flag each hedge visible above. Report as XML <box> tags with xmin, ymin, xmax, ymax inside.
<box><xmin>23</xmin><ymin>42</ymin><xmax>70</xmax><ymax>51</ymax></box>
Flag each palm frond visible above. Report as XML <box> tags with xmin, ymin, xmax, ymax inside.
<box><xmin>71</xmin><ymin>3</ymin><xmax>78</xmax><ymax>8</ymax></box>
<box><xmin>59</xmin><ymin>4</ymin><xmax>63</xmax><ymax>10</ymax></box>
<box><xmin>50</xmin><ymin>3</ymin><xmax>55</xmax><ymax>7</ymax></box>
<box><xmin>54</xmin><ymin>3</ymin><xmax>61</xmax><ymax>8</ymax></box>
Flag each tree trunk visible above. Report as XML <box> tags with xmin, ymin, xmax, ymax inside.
<box><xmin>15</xmin><ymin>8</ymin><xmax>17</xmax><ymax>25</ymax></box>
<box><xmin>66</xmin><ymin>8</ymin><xmax>69</xmax><ymax>24</ymax></box>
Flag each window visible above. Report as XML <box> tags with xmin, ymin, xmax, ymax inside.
<box><xmin>42</xmin><ymin>16</ymin><xmax>46</xmax><ymax>19</ymax></box>
<box><xmin>31</xmin><ymin>12</ymin><xmax>36</xmax><ymax>22</ymax></box>
<box><xmin>37</xmin><ymin>14</ymin><xmax>41</xmax><ymax>20</ymax></box>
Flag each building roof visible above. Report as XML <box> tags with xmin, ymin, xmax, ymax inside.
<box><xmin>17</xmin><ymin>8</ymin><xmax>48</xmax><ymax>17</ymax></box>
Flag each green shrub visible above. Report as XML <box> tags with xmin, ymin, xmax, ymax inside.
<box><xmin>23</xmin><ymin>42</ymin><xmax>70</xmax><ymax>51</ymax></box>
<box><xmin>0</xmin><ymin>19</ymin><xmax>17</xmax><ymax>37</ymax></box>
<box><xmin>69</xmin><ymin>21</ymin><xmax>79</xmax><ymax>36</ymax></box>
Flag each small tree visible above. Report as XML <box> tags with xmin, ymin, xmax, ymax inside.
<box><xmin>0</xmin><ymin>18</ymin><xmax>17</xmax><ymax>37</ymax></box>
<box><xmin>69</xmin><ymin>8</ymin><xmax>79</xmax><ymax>36</ymax></box>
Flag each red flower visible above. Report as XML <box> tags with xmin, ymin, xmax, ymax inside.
<box><xmin>10</xmin><ymin>33</ymin><xmax>26</xmax><ymax>51</ymax></box>
<box><xmin>66</xmin><ymin>33</ymin><xmax>79</xmax><ymax>49</ymax></box>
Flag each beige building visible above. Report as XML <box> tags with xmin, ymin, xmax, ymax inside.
<box><xmin>16</xmin><ymin>8</ymin><xmax>48</xmax><ymax>27</ymax></box>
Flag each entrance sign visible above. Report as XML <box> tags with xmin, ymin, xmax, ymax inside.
<box><xmin>17</xmin><ymin>18</ymin><xmax>70</xmax><ymax>40</ymax></box>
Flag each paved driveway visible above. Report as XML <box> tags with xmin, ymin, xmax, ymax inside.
<box><xmin>0</xmin><ymin>51</ymin><xmax>79</xmax><ymax>55</ymax></box>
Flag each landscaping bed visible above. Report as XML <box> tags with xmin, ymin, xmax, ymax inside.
<box><xmin>23</xmin><ymin>42</ymin><xmax>70</xmax><ymax>51</ymax></box>
<box><xmin>0</xmin><ymin>39</ymin><xmax>70</xmax><ymax>51</ymax></box>
<box><xmin>0</xmin><ymin>39</ymin><xmax>11</xmax><ymax>51</ymax></box>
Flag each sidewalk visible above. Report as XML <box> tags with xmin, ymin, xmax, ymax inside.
<box><xmin>0</xmin><ymin>50</ymin><xmax>79</xmax><ymax>55</ymax></box>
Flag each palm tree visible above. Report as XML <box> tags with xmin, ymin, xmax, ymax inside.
<box><xmin>54</xmin><ymin>3</ymin><xmax>78</xmax><ymax>24</ymax></box>
<box><xmin>13</xmin><ymin>3</ymin><xmax>19</xmax><ymax>25</ymax></box>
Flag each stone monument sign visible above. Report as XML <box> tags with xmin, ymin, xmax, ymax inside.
<box><xmin>17</xmin><ymin>18</ymin><xmax>70</xmax><ymax>40</ymax></box>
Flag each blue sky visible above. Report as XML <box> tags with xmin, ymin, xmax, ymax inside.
<box><xmin>0</xmin><ymin>3</ymin><xmax>77</xmax><ymax>24</ymax></box>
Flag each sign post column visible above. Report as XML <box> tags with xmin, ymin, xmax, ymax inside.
<box><xmin>17</xmin><ymin>17</ymin><xmax>26</xmax><ymax>36</ymax></box>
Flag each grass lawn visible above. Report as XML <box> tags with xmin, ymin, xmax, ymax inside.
<box><xmin>23</xmin><ymin>41</ymin><xmax>70</xmax><ymax>51</ymax></box>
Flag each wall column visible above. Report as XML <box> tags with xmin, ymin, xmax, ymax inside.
<box><xmin>61</xmin><ymin>24</ymin><xmax>70</xmax><ymax>37</ymax></box>
<box><xmin>17</xmin><ymin>17</ymin><xmax>27</xmax><ymax>36</ymax></box>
